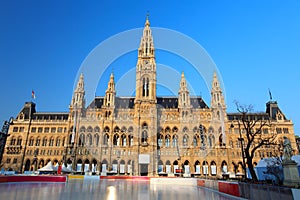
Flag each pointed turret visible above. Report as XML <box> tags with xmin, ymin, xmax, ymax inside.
<box><xmin>178</xmin><ymin>72</ymin><xmax>191</xmax><ymax>108</ymax></box>
<box><xmin>104</xmin><ymin>73</ymin><xmax>116</xmax><ymax>108</ymax></box>
<box><xmin>210</xmin><ymin>72</ymin><xmax>225</xmax><ymax>109</ymax></box>
<box><xmin>210</xmin><ymin>72</ymin><xmax>227</xmax><ymax>147</ymax></box>
<box><xmin>71</xmin><ymin>73</ymin><xmax>85</xmax><ymax>109</ymax></box>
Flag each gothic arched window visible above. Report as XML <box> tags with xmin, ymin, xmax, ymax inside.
<box><xmin>172</xmin><ymin>135</ymin><xmax>178</xmax><ymax>147</ymax></box>
<box><xmin>29</xmin><ymin>137</ymin><xmax>34</xmax><ymax>146</ymax></box>
<box><xmin>49</xmin><ymin>137</ymin><xmax>54</xmax><ymax>147</ymax></box>
<box><xmin>129</xmin><ymin>134</ymin><xmax>133</xmax><ymax>146</ymax></box>
<box><xmin>103</xmin><ymin>134</ymin><xmax>109</xmax><ymax>145</ymax></box>
<box><xmin>35</xmin><ymin>137</ymin><xmax>41</xmax><ymax>146</ymax></box>
<box><xmin>142</xmin><ymin>130</ymin><xmax>148</xmax><ymax>143</ymax></box>
<box><xmin>79</xmin><ymin>134</ymin><xmax>85</xmax><ymax>146</ymax></box>
<box><xmin>55</xmin><ymin>138</ymin><xmax>60</xmax><ymax>146</ymax></box>
<box><xmin>17</xmin><ymin>137</ymin><xmax>22</xmax><ymax>145</ymax></box>
<box><xmin>87</xmin><ymin>134</ymin><xmax>92</xmax><ymax>146</ymax></box>
<box><xmin>94</xmin><ymin>134</ymin><xmax>100</xmax><ymax>146</ymax></box>
<box><xmin>165</xmin><ymin>135</ymin><xmax>170</xmax><ymax>147</ymax></box>
<box><xmin>158</xmin><ymin>134</ymin><xmax>163</xmax><ymax>147</ymax></box>
<box><xmin>193</xmin><ymin>135</ymin><xmax>198</xmax><ymax>147</ymax></box>
<box><xmin>121</xmin><ymin>134</ymin><xmax>127</xmax><ymax>147</ymax></box>
<box><xmin>183</xmin><ymin>134</ymin><xmax>188</xmax><ymax>147</ymax></box>
<box><xmin>113</xmin><ymin>134</ymin><xmax>119</xmax><ymax>146</ymax></box>
<box><xmin>142</xmin><ymin>77</ymin><xmax>149</xmax><ymax>97</ymax></box>
<box><xmin>208</xmin><ymin>135</ymin><xmax>212</xmax><ymax>147</ymax></box>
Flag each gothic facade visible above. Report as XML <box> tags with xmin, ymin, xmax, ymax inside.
<box><xmin>1</xmin><ymin>17</ymin><xmax>298</xmax><ymax>177</ymax></box>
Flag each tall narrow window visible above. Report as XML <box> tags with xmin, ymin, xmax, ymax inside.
<box><xmin>166</xmin><ymin>136</ymin><xmax>170</xmax><ymax>147</ymax></box>
<box><xmin>29</xmin><ymin>137</ymin><xmax>34</xmax><ymax>146</ymax></box>
<box><xmin>146</xmin><ymin>43</ymin><xmax>148</xmax><ymax>54</ymax></box>
<box><xmin>143</xmin><ymin>78</ymin><xmax>146</xmax><ymax>97</ymax></box>
<box><xmin>183</xmin><ymin>135</ymin><xmax>188</xmax><ymax>147</ymax></box>
<box><xmin>49</xmin><ymin>137</ymin><xmax>54</xmax><ymax>146</ymax></box>
<box><xmin>142</xmin><ymin>130</ymin><xmax>148</xmax><ymax>143</ymax></box>
<box><xmin>42</xmin><ymin>138</ymin><xmax>47</xmax><ymax>146</ymax></box>
<box><xmin>146</xmin><ymin>78</ymin><xmax>149</xmax><ymax>96</ymax></box>
<box><xmin>17</xmin><ymin>137</ymin><xmax>22</xmax><ymax>145</ymax></box>
<box><xmin>10</xmin><ymin>137</ymin><xmax>16</xmax><ymax>145</ymax></box>
<box><xmin>36</xmin><ymin>137</ymin><xmax>41</xmax><ymax>146</ymax></box>
<box><xmin>193</xmin><ymin>136</ymin><xmax>197</xmax><ymax>147</ymax></box>
<box><xmin>142</xmin><ymin>77</ymin><xmax>150</xmax><ymax>97</ymax></box>
<box><xmin>79</xmin><ymin>134</ymin><xmax>85</xmax><ymax>146</ymax></box>
<box><xmin>172</xmin><ymin>135</ymin><xmax>178</xmax><ymax>147</ymax></box>
<box><xmin>122</xmin><ymin>135</ymin><xmax>126</xmax><ymax>147</ymax></box>
<box><xmin>89</xmin><ymin>135</ymin><xmax>93</xmax><ymax>146</ymax></box>
<box><xmin>129</xmin><ymin>135</ymin><xmax>133</xmax><ymax>146</ymax></box>
<box><xmin>56</xmin><ymin>138</ymin><xmax>61</xmax><ymax>146</ymax></box>
<box><xmin>103</xmin><ymin>134</ymin><xmax>109</xmax><ymax>145</ymax></box>
<box><xmin>158</xmin><ymin>134</ymin><xmax>163</xmax><ymax>147</ymax></box>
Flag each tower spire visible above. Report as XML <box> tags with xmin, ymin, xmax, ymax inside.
<box><xmin>178</xmin><ymin>71</ymin><xmax>190</xmax><ymax>108</ymax></box>
<box><xmin>104</xmin><ymin>72</ymin><xmax>116</xmax><ymax>108</ymax></box>
<box><xmin>135</xmin><ymin>15</ymin><xmax>156</xmax><ymax>103</ymax></box>
<box><xmin>138</xmin><ymin>14</ymin><xmax>155</xmax><ymax>58</ymax></box>
<box><xmin>145</xmin><ymin>13</ymin><xmax>150</xmax><ymax>27</ymax></box>
<box><xmin>210</xmin><ymin>72</ymin><xmax>227</xmax><ymax>147</ymax></box>
<box><xmin>71</xmin><ymin>73</ymin><xmax>85</xmax><ymax>109</ymax></box>
<box><xmin>210</xmin><ymin>72</ymin><xmax>225</xmax><ymax>108</ymax></box>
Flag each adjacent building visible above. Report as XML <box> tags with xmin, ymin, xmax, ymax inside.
<box><xmin>1</xmin><ymin>17</ymin><xmax>298</xmax><ymax>177</ymax></box>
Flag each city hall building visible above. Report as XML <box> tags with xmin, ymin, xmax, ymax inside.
<box><xmin>2</xmin><ymin>17</ymin><xmax>298</xmax><ymax>176</ymax></box>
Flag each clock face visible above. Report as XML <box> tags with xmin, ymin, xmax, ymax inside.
<box><xmin>143</xmin><ymin>60</ymin><xmax>151</xmax><ymax>69</ymax></box>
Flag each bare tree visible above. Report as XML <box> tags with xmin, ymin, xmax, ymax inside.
<box><xmin>235</xmin><ymin>102</ymin><xmax>277</xmax><ymax>182</ymax></box>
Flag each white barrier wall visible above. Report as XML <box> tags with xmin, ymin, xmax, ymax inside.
<box><xmin>292</xmin><ymin>189</ymin><xmax>300</xmax><ymax>200</ymax></box>
<box><xmin>150</xmin><ymin>178</ymin><xmax>197</xmax><ymax>186</ymax></box>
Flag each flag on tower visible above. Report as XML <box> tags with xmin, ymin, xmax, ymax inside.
<box><xmin>268</xmin><ymin>88</ymin><xmax>272</xmax><ymax>100</ymax></box>
<box><xmin>31</xmin><ymin>90</ymin><xmax>36</xmax><ymax>100</ymax></box>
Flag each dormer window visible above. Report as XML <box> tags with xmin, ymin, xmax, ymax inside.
<box><xmin>19</xmin><ymin>112</ymin><xmax>24</xmax><ymax>120</ymax></box>
<box><xmin>277</xmin><ymin>112</ymin><xmax>283</xmax><ymax>120</ymax></box>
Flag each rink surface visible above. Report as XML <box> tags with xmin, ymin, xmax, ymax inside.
<box><xmin>0</xmin><ymin>179</ymin><xmax>244</xmax><ymax>200</ymax></box>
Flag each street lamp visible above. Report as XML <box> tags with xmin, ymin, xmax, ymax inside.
<box><xmin>0</xmin><ymin>117</ymin><xmax>13</xmax><ymax>166</ymax></box>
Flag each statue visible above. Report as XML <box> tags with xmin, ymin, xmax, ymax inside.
<box><xmin>282</xmin><ymin>136</ymin><xmax>299</xmax><ymax>187</ymax></box>
<box><xmin>283</xmin><ymin>136</ymin><xmax>293</xmax><ymax>162</ymax></box>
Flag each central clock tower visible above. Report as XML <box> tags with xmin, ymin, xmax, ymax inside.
<box><xmin>134</xmin><ymin>15</ymin><xmax>158</xmax><ymax>176</ymax></box>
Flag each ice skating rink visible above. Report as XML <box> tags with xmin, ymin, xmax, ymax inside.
<box><xmin>0</xmin><ymin>179</ymin><xmax>244</xmax><ymax>200</ymax></box>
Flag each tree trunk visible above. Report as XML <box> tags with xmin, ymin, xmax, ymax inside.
<box><xmin>247</xmin><ymin>158</ymin><xmax>258</xmax><ymax>182</ymax></box>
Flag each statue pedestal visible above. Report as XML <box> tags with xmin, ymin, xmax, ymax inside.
<box><xmin>283</xmin><ymin>160</ymin><xmax>300</xmax><ymax>187</ymax></box>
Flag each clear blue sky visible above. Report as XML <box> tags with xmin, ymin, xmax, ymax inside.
<box><xmin>1</xmin><ymin>1</ymin><xmax>299</xmax><ymax>136</ymax></box>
